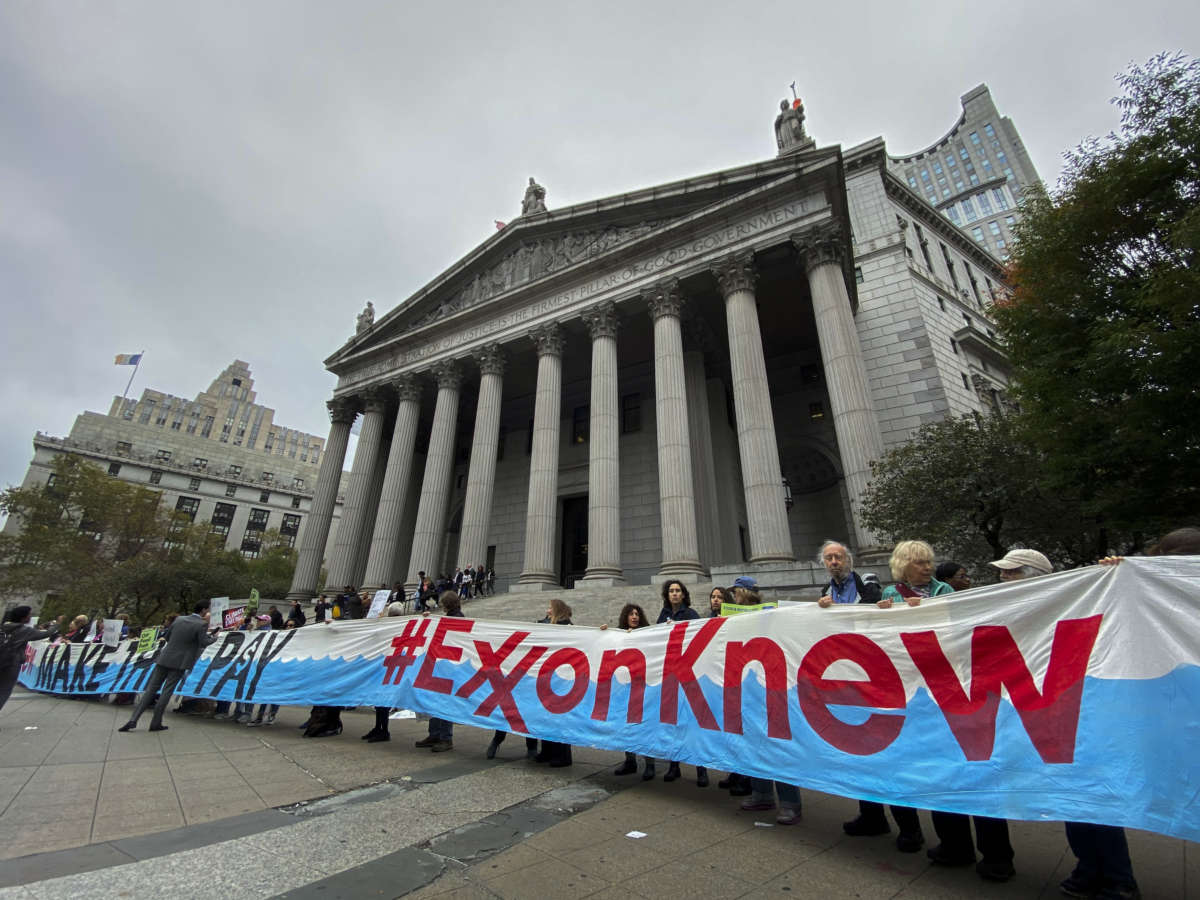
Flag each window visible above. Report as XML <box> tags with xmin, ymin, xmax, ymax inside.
<box><xmin>46</xmin><ymin>474</ymin><xmax>57</xmax><ymax>489</ymax></box>
<box><xmin>240</xmin><ymin>535</ymin><xmax>261</xmax><ymax>558</ymax></box>
<box><xmin>280</xmin><ymin>513</ymin><xmax>301</xmax><ymax>548</ymax></box>
<box><xmin>959</xmin><ymin>147</ymin><xmax>969</xmax><ymax>160</ymax></box>
<box><xmin>808</xmin><ymin>402</ymin><xmax>825</xmax><ymax>420</ymax></box>
<box><xmin>988</xmin><ymin>221</ymin><xmax>1002</xmax><ymax>237</ymax></box>
<box><xmin>115</xmin><ymin>441</ymin><xmax>132</xmax><ymax>456</ymax></box>
<box><xmin>107</xmin><ymin>462</ymin><xmax>121</xmax><ymax>476</ymax></box>
<box><xmin>950</xmin><ymin>338</ymin><xmax>959</xmax><ymax>355</ymax></box>
<box><xmin>984</xmin><ymin>123</ymin><xmax>996</xmax><ymax>139</ymax></box>
<box><xmin>961</xmin><ymin>372</ymin><xmax>971</xmax><ymax>389</ymax></box>
<box><xmin>201</xmin><ymin>416</ymin><xmax>214</xmax><ymax>438</ymax></box>
<box><xmin>225</xmin><ymin>484</ymin><xmax>237</xmax><ymax>498</ymax></box>
<box><xmin>139</xmin><ymin>400</ymin><xmax>154</xmax><ymax>424</ymax></box>
<box><xmin>920</xmin><ymin>169</ymin><xmax>931</xmax><ymax>183</ymax></box>
<box><xmin>937</xmin><ymin>297</ymin><xmax>946</xmax><ymax>311</ymax></box>
<box><xmin>992</xmin><ymin>188</ymin><xmax>1009</xmax><ymax>211</ymax></box>
<box><xmin>189</xmin><ymin>477</ymin><xmax>201</xmax><ymax>491</ymax></box>
<box><xmin>940</xmin><ymin>244</ymin><xmax>960</xmax><ymax>290</ymax></box>
<box><xmin>247</xmin><ymin>508</ymin><xmax>269</xmax><ymax>531</ymax></box>
<box><xmin>963</xmin><ymin>314</ymin><xmax>973</xmax><ymax>328</ymax></box>
<box><xmin>932</xmin><ymin>161</ymin><xmax>943</xmax><ymax>175</ymax></box>
<box><xmin>170</xmin><ymin>419</ymin><xmax>182</xmax><ymax>431</ymax></box>
<box><xmin>175</xmin><ymin>496</ymin><xmax>200</xmax><ymax>522</ymax></box>
<box><xmin>945</xmin><ymin>155</ymin><xmax>957</xmax><ymax>168</ymax></box>
<box><xmin>621</xmin><ymin>394</ymin><xmax>641</xmax><ymax>434</ymax></box>
<box><xmin>265</xmin><ymin>432</ymin><xmax>275</xmax><ymax>451</ymax></box>
<box><xmin>913</xmin><ymin>224</ymin><xmax>933</xmax><ymax>270</ymax></box>
<box><xmin>292</xmin><ymin>477</ymin><xmax>304</xmax><ymax>489</ymax></box>
<box><xmin>149</xmin><ymin>470</ymin><xmax>162</xmax><ymax>485</ymax></box>
<box><xmin>231</xmin><ymin>377</ymin><xmax>242</xmax><ymax>387</ymax></box>
<box><xmin>156</xmin><ymin>449</ymin><xmax>171</xmax><ymax>461</ymax></box>
<box><xmin>210</xmin><ymin>502</ymin><xmax>236</xmax><ymax>539</ymax></box>
<box><xmin>260</xmin><ymin>490</ymin><xmax>270</xmax><ymax>503</ymax></box>
<box><xmin>291</xmin><ymin>496</ymin><xmax>301</xmax><ymax>509</ymax></box>
<box><xmin>977</xmin><ymin>193</ymin><xmax>993</xmax><ymax>215</ymax></box>
<box><xmin>228</xmin><ymin>464</ymin><xmax>242</xmax><ymax>477</ymax></box>
<box><xmin>945</xmin><ymin>206</ymin><xmax>960</xmax><ymax>225</ymax></box>
<box><xmin>907</xmin><ymin>175</ymin><xmax>917</xmax><ymax>189</ymax></box>
<box><xmin>1005</xmin><ymin>216</ymin><xmax>1016</xmax><ymax>229</ymax></box>
<box><xmin>961</xmin><ymin>198</ymin><xmax>976</xmax><ymax>222</ymax></box>
<box><xmin>968</xmin><ymin>172</ymin><xmax>979</xmax><ymax>186</ymax></box>
<box><xmin>971</xmin><ymin>226</ymin><xmax>985</xmax><ymax>243</ymax></box>
<box><xmin>571</xmin><ymin>406</ymin><xmax>589</xmax><ymax>444</ymax></box>
<box><xmin>192</xmin><ymin>457</ymin><xmax>207</xmax><ymax>470</ymax></box>
<box><xmin>261</xmin><ymin>471</ymin><xmax>273</xmax><ymax>483</ymax></box>
<box><xmin>970</xmin><ymin>131</ymin><xmax>981</xmax><ymax>145</ymax></box>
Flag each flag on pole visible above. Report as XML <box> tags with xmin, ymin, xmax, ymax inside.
<box><xmin>114</xmin><ymin>353</ymin><xmax>143</xmax><ymax>366</ymax></box>
<box><xmin>494</xmin><ymin>220</ymin><xmax>506</xmax><ymax>230</ymax></box>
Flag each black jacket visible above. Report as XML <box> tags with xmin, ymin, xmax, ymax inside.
<box><xmin>822</xmin><ymin>571</ymin><xmax>882</xmax><ymax>605</ymax></box>
<box><xmin>657</xmin><ymin>605</ymin><xmax>700</xmax><ymax>624</ymax></box>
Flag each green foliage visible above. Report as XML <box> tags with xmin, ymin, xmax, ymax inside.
<box><xmin>860</xmin><ymin>415</ymin><xmax>1111</xmax><ymax>573</ymax></box>
<box><xmin>0</xmin><ymin>455</ymin><xmax>296</xmax><ymax>623</ymax></box>
<box><xmin>995</xmin><ymin>53</ymin><xmax>1200</xmax><ymax>537</ymax></box>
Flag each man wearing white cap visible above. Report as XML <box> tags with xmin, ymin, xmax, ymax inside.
<box><xmin>927</xmin><ymin>546</ymin><xmax>1053</xmax><ymax>882</ymax></box>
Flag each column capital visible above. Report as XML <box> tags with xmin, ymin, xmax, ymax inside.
<box><xmin>791</xmin><ymin>221</ymin><xmax>845</xmax><ymax>274</ymax></box>
<box><xmin>432</xmin><ymin>359</ymin><xmax>463</xmax><ymax>391</ymax></box>
<box><xmin>644</xmin><ymin>278</ymin><xmax>685</xmax><ymax>321</ymax></box>
<box><xmin>477</xmin><ymin>343</ymin><xmax>507</xmax><ymax>377</ymax></box>
<box><xmin>361</xmin><ymin>387</ymin><xmax>390</xmax><ymax>415</ymax></box>
<box><xmin>583</xmin><ymin>301</ymin><xmax>620</xmax><ymax>341</ymax></box>
<box><xmin>390</xmin><ymin>373</ymin><xmax>422</xmax><ymax>403</ymax></box>
<box><xmin>712</xmin><ymin>251</ymin><xmax>757</xmax><ymax>297</ymax></box>
<box><xmin>531</xmin><ymin>323</ymin><xmax>565</xmax><ymax>358</ymax></box>
<box><xmin>327</xmin><ymin>397</ymin><xmax>359</xmax><ymax>425</ymax></box>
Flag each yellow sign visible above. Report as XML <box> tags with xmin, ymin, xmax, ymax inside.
<box><xmin>720</xmin><ymin>601</ymin><xmax>778</xmax><ymax>616</ymax></box>
<box><xmin>135</xmin><ymin>627</ymin><xmax>160</xmax><ymax>654</ymax></box>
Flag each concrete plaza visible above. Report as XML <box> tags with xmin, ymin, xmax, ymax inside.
<box><xmin>0</xmin><ymin>686</ymin><xmax>1194</xmax><ymax>899</ymax></box>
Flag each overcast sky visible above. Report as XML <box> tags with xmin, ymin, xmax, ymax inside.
<box><xmin>1</xmin><ymin>1</ymin><xmax>1195</xmax><ymax>499</ymax></box>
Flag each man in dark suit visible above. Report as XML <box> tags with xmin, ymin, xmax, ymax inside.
<box><xmin>118</xmin><ymin>599</ymin><xmax>217</xmax><ymax>733</ymax></box>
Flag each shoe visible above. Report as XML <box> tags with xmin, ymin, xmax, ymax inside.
<box><xmin>728</xmin><ymin>775</ymin><xmax>752</xmax><ymax>797</ymax></box>
<box><xmin>976</xmin><ymin>860</ymin><xmax>1016</xmax><ymax>882</ymax></box>
<box><xmin>663</xmin><ymin>763</ymin><xmax>682</xmax><ymax>782</ymax></box>
<box><xmin>549</xmin><ymin>755</ymin><xmax>573</xmax><ymax>768</ymax></box>
<box><xmin>718</xmin><ymin>777</ymin><xmax>732</xmax><ymax>790</ymax></box>
<box><xmin>311</xmin><ymin>725</ymin><xmax>342</xmax><ymax>738</ymax></box>
<box><xmin>486</xmin><ymin>737</ymin><xmax>503</xmax><ymax>760</ymax></box>
<box><xmin>366</xmin><ymin>732</ymin><xmax>390</xmax><ymax>743</ymax></box>
<box><xmin>696</xmin><ymin>767</ymin><xmax>709</xmax><ymax>788</ymax></box>
<box><xmin>298</xmin><ymin>720</ymin><xmax>311</xmax><ymax>730</ymax></box>
<box><xmin>148</xmin><ymin>725</ymin><xmax>168</xmax><ymax>732</ymax></box>
<box><xmin>896</xmin><ymin>831</ymin><xmax>925</xmax><ymax>853</ymax></box>
<box><xmin>926</xmin><ymin>844</ymin><xmax>976</xmax><ymax>867</ymax></box>
<box><xmin>776</xmin><ymin>807</ymin><xmax>801</xmax><ymax>825</ymax></box>
<box><xmin>118</xmin><ymin>723</ymin><xmax>135</xmax><ymax>732</ymax></box>
<box><xmin>1095</xmin><ymin>884</ymin><xmax>1141</xmax><ymax>900</ymax></box>
<box><xmin>234</xmin><ymin>714</ymin><xmax>250</xmax><ymax>725</ymax></box>
<box><xmin>1059</xmin><ymin>872</ymin><xmax>1101</xmax><ymax>898</ymax></box>
<box><xmin>415</xmin><ymin>735</ymin><xmax>437</xmax><ymax>747</ymax></box>
<box><xmin>430</xmin><ymin>740</ymin><xmax>453</xmax><ymax>752</ymax></box>
<box><xmin>614</xmin><ymin>758</ymin><xmax>639</xmax><ymax>776</ymax></box>
<box><xmin>246</xmin><ymin>719</ymin><xmax>264</xmax><ymax>727</ymax></box>
<box><xmin>843</xmin><ymin>815</ymin><xmax>890</xmax><ymax>837</ymax></box>
<box><xmin>213</xmin><ymin>713</ymin><xmax>232</xmax><ymax>721</ymax></box>
<box><xmin>361</xmin><ymin>728</ymin><xmax>379</xmax><ymax>740</ymax></box>
<box><xmin>263</xmin><ymin>715</ymin><xmax>275</xmax><ymax>725</ymax></box>
<box><xmin>741</xmin><ymin>797</ymin><xmax>775</xmax><ymax>812</ymax></box>
<box><xmin>641</xmin><ymin>762</ymin><xmax>656</xmax><ymax>781</ymax></box>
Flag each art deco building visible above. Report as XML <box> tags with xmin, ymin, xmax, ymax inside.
<box><xmin>7</xmin><ymin>362</ymin><xmax>345</xmax><ymax>566</ymax></box>
<box><xmin>284</xmin><ymin>91</ymin><xmax>1021</xmax><ymax>598</ymax></box>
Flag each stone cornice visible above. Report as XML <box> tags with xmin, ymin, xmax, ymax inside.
<box><xmin>882</xmin><ymin>173</ymin><xmax>1008</xmax><ymax>278</ymax></box>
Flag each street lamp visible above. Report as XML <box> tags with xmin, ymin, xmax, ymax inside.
<box><xmin>782</xmin><ymin>476</ymin><xmax>793</xmax><ymax>512</ymax></box>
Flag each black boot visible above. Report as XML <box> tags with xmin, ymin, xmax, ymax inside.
<box><xmin>486</xmin><ymin>733</ymin><xmax>504</xmax><ymax>760</ymax></box>
<box><xmin>614</xmin><ymin>752</ymin><xmax>638</xmax><ymax>776</ymax></box>
<box><xmin>664</xmin><ymin>762</ymin><xmax>682</xmax><ymax>782</ymax></box>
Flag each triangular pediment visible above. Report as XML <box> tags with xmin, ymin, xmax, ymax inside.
<box><xmin>328</xmin><ymin>146</ymin><xmax>842</xmax><ymax>368</ymax></box>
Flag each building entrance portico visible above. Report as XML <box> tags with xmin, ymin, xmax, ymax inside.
<box><xmin>286</xmin><ymin>142</ymin><xmax>895</xmax><ymax>602</ymax></box>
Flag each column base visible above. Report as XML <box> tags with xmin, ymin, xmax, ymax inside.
<box><xmin>653</xmin><ymin>561</ymin><xmax>708</xmax><ymax>584</ymax></box>
<box><xmin>286</xmin><ymin>589</ymin><xmax>317</xmax><ymax>603</ymax></box>
<box><xmin>749</xmin><ymin>553</ymin><xmax>796</xmax><ymax>565</ymax></box>
<box><xmin>509</xmin><ymin>579</ymin><xmax>560</xmax><ymax>593</ymax></box>
<box><xmin>580</xmin><ymin>571</ymin><xmax>627</xmax><ymax>586</ymax></box>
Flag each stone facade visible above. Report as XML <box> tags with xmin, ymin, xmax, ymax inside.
<box><xmin>287</xmin><ymin>100</ymin><xmax>1016</xmax><ymax>599</ymax></box>
<box><xmin>6</xmin><ymin>363</ymin><xmax>347</xmax><ymax>573</ymax></box>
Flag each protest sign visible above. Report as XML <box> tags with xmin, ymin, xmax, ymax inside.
<box><xmin>102</xmin><ymin>619</ymin><xmax>123</xmax><ymax>649</ymax></box>
<box><xmin>223</xmin><ymin>607</ymin><xmax>246</xmax><ymax>630</ymax></box>
<box><xmin>720</xmin><ymin>601</ymin><xmax>778</xmax><ymax>616</ymax></box>
<box><xmin>209</xmin><ymin>597</ymin><xmax>229</xmax><ymax>631</ymax></box>
<box><xmin>135</xmin><ymin>627</ymin><xmax>160</xmax><ymax>654</ymax></box>
<box><xmin>17</xmin><ymin>558</ymin><xmax>1200</xmax><ymax>842</ymax></box>
<box><xmin>367</xmin><ymin>590</ymin><xmax>390</xmax><ymax>619</ymax></box>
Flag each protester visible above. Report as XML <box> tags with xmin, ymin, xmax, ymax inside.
<box><xmin>0</xmin><ymin>607</ymin><xmax>58</xmax><ymax>714</ymax></box>
<box><xmin>609</xmin><ymin>603</ymin><xmax>655</xmax><ymax>780</ymax></box>
<box><xmin>314</xmin><ymin>593</ymin><xmax>329</xmax><ymax>624</ymax></box>
<box><xmin>655</xmin><ymin>579</ymin><xmax>708</xmax><ymax>787</ymax></box>
<box><xmin>118</xmin><ymin>600</ymin><xmax>216</xmax><ymax>733</ymax></box>
<box><xmin>935</xmin><ymin>561</ymin><xmax>972</xmax><ymax>592</ymax></box>
<box><xmin>531</xmin><ymin>598</ymin><xmax>574</xmax><ymax>767</ymax></box>
<box><xmin>414</xmin><ymin>590</ymin><xmax>465</xmax><ymax>752</ymax></box>
<box><xmin>816</xmin><ymin>541</ymin><xmax>884</xmax><ymax>607</ymax></box>
<box><xmin>66</xmin><ymin>615</ymin><xmax>89</xmax><ymax>642</ymax></box>
<box><xmin>288</xmin><ymin>600</ymin><xmax>307</xmax><ymax>627</ymax></box>
<box><xmin>879</xmin><ymin>540</ymin><xmax>953</xmax><ymax>608</ymax></box>
<box><xmin>363</xmin><ymin>602</ymin><xmax>407</xmax><ymax>743</ymax></box>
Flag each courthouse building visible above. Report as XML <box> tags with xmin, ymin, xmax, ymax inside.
<box><xmin>8</xmin><ymin>362</ymin><xmax>344</xmax><ymax>568</ymax></box>
<box><xmin>287</xmin><ymin>93</ymin><xmax>1028</xmax><ymax>598</ymax></box>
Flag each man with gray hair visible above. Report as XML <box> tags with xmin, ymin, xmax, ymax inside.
<box><xmin>816</xmin><ymin>540</ymin><xmax>882</xmax><ymax>607</ymax></box>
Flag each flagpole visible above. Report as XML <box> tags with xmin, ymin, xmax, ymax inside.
<box><xmin>122</xmin><ymin>350</ymin><xmax>144</xmax><ymax>403</ymax></box>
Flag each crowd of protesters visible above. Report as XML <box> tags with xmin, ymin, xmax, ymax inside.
<box><xmin>10</xmin><ymin>529</ymin><xmax>1195</xmax><ymax>900</ymax></box>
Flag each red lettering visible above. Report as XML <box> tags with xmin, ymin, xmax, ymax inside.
<box><xmin>536</xmin><ymin>648</ymin><xmax>589</xmax><ymax>714</ymax></box>
<box><xmin>797</xmin><ymin>634</ymin><xmax>906</xmax><ymax>755</ymax></box>
<box><xmin>591</xmin><ymin>648</ymin><xmax>647</xmax><ymax>723</ymax></box>
<box><xmin>722</xmin><ymin>638</ymin><xmax>791</xmax><ymax>740</ymax></box>
<box><xmin>454</xmin><ymin>631</ymin><xmax>545</xmax><ymax>732</ymax></box>
<box><xmin>901</xmin><ymin>615</ymin><xmax>1102</xmax><ymax>763</ymax></box>
<box><xmin>659</xmin><ymin>619</ymin><xmax>724</xmax><ymax>729</ymax></box>
<box><xmin>413</xmin><ymin>618</ymin><xmax>474</xmax><ymax>695</ymax></box>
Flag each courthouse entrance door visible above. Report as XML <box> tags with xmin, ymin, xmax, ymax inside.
<box><xmin>559</xmin><ymin>496</ymin><xmax>588</xmax><ymax>588</ymax></box>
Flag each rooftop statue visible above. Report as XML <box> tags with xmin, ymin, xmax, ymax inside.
<box><xmin>775</xmin><ymin>98</ymin><xmax>810</xmax><ymax>154</ymax></box>
<box><xmin>356</xmin><ymin>300</ymin><xmax>375</xmax><ymax>335</ymax></box>
<box><xmin>521</xmin><ymin>177</ymin><xmax>547</xmax><ymax>216</ymax></box>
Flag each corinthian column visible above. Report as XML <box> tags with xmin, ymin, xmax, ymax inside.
<box><xmin>647</xmin><ymin>281</ymin><xmax>705</xmax><ymax>581</ymax></box>
<box><xmin>325</xmin><ymin>389</ymin><xmax>388</xmax><ymax>589</ymax></box>
<box><xmin>792</xmin><ymin>224</ymin><xmax>885</xmax><ymax>549</ymax></box>
<box><xmin>713</xmin><ymin>252</ymin><xmax>794</xmax><ymax>563</ymax></box>
<box><xmin>581</xmin><ymin>303</ymin><xmax>624</xmax><ymax>584</ymax></box>
<box><xmin>458</xmin><ymin>345</ymin><xmax>505</xmax><ymax>571</ymax></box>
<box><xmin>515</xmin><ymin>324</ymin><xmax>564</xmax><ymax>590</ymax></box>
<box><xmin>406</xmin><ymin>361</ymin><xmax>463</xmax><ymax>587</ymax></box>
<box><xmin>286</xmin><ymin>398</ymin><xmax>356</xmax><ymax>601</ymax></box>
<box><xmin>682</xmin><ymin>316</ymin><xmax>720</xmax><ymax>567</ymax></box>
<box><xmin>362</xmin><ymin>375</ymin><xmax>422</xmax><ymax>587</ymax></box>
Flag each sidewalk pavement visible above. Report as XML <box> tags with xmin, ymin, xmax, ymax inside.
<box><xmin>0</xmin><ymin>689</ymin><xmax>1194</xmax><ymax>899</ymax></box>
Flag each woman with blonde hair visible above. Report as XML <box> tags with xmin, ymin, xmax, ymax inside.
<box><xmin>879</xmin><ymin>540</ymin><xmax>953</xmax><ymax>609</ymax></box>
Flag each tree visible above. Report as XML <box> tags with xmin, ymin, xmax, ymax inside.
<box><xmin>995</xmin><ymin>53</ymin><xmax>1200</xmax><ymax>541</ymax></box>
<box><xmin>860</xmin><ymin>415</ymin><xmax>1110</xmax><ymax>572</ymax></box>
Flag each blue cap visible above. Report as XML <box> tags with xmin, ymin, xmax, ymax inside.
<box><xmin>732</xmin><ymin>576</ymin><xmax>758</xmax><ymax>590</ymax></box>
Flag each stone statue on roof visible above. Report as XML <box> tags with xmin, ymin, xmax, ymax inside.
<box><xmin>521</xmin><ymin>177</ymin><xmax>547</xmax><ymax>216</ymax></box>
<box><xmin>356</xmin><ymin>300</ymin><xmax>375</xmax><ymax>335</ymax></box>
<box><xmin>775</xmin><ymin>98</ymin><xmax>811</xmax><ymax>154</ymax></box>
